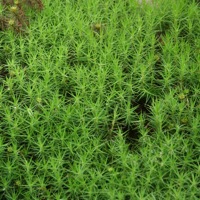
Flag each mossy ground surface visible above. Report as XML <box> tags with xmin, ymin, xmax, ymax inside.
<box><xmin>0</xmin><ymin>0</ymin><xmax>200</xmax><ymax>199</ymax></box>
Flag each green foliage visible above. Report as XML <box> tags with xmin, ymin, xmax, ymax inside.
<box><xmin>0</xmin><ymin>0</ymin><xmax>200</xmax><ymax>199</ymax></box>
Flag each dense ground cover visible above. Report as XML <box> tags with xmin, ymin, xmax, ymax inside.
<box><xmin>0</xmin><ymin>0</ymin><xmax>200</xmax><ymax>199</ymax></box>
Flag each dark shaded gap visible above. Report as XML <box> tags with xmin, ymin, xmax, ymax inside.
<box><xmin>106</xmin><ymin>96</ymin><xmax>152</xmax><ymax>151</ymax></box>
<box><xmin>123</xmin><ymin>96</ymin><xmax>152</xmax><ymax>150</ymax></box>
<box><xmin>0</xmin><ymin>65</ymin><xmax>9</xmax><ymax>81</ymax></box>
